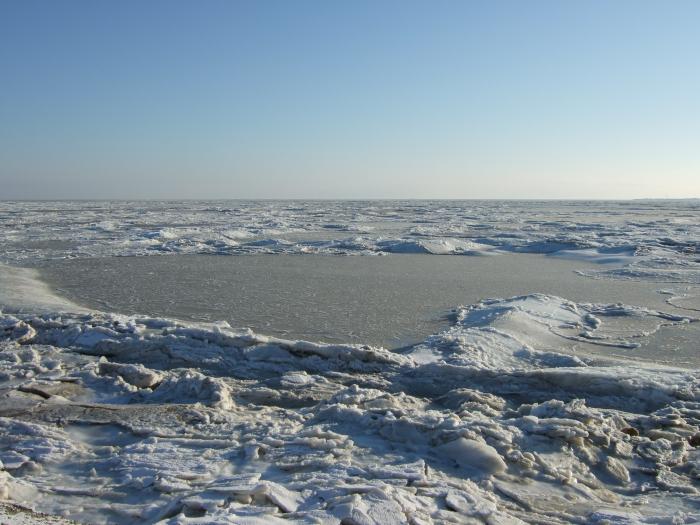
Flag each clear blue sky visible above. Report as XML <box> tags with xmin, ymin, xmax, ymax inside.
<box><xmin>1</xmin><ymin>1</ymin><xmax>699</xmax><ymax>199</ymax></box>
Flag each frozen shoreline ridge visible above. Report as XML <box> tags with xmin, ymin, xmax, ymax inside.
<box><xmin>1</xmin><ymin>200</ymin><xmax>700</xmax><ymax>524</ymax></box>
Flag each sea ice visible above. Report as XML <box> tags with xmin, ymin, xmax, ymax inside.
<box><xmin>0</xmin><ymin>200</ymin><xmax>699</xmax><ymax>523</ymax></box>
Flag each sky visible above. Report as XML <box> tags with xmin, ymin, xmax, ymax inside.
<box><xmin>1</xmin><ymin>1</ymin><xmax>699</xmax><ymax>200</ymax></box>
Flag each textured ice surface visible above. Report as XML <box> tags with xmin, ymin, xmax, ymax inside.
<box><xmin>1</xmin><ymin>200</ymin><xmax>698</xmax><ymax>275</ymax></box>
<box><xmin>0</xmin><ymin>287</ymin><xmax>699</xmax><ymax>523</ymax></box>
<box><xmin>0</xmin><ymin>200</ymin><xmax>699</xmax><ymax>523</ymax></box>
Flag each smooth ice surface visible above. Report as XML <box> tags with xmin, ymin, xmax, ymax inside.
<box><xmin>35</xmin><ymin>253</ymin><xmax>699</xmax><ymax>362</ymax></box>
<box><xmin>1</xmin><ymin>200</ymin><xmax>700</xmax><ymax>524</ymax></box>
<box><xmin>0</xmin><ymin>265</ymin><xmax>85</xmax><ymax>317</ymax></box>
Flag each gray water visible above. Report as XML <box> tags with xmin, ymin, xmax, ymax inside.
<box><xmin>36</xmin><ymin>253</ymin><xmax>690</xmax><ymax>353</ymax></box>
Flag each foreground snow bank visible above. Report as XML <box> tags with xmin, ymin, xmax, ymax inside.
<box><xmin>0</xmin><ymin>290</ymin><xmax>699</xmax><ymax>523</ymax></box>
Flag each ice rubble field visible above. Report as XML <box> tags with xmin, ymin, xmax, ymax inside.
<box><xmin>0</xmin><ymin>199</ymin><xmax>700</xmax><ymax>524</ymax></box>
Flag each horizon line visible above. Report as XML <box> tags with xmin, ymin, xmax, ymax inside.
<box><xmin>1</xmin><ymin>197</ymin><xmax>699</xmax><ymax>203</ymax></box>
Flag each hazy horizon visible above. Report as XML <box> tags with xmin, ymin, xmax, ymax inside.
<box><xmin>2</xmin><ymin>1</ymin><xmax>699</xmax><ymax>200</ymax></box>
<box><xmin>2</xmin><ymin>197</ymin><xmax>700</xmax><ymax>203</ymax></box>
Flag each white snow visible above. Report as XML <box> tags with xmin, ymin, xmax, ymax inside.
<box><xmin>0</xmin><ymin>199</ymin><xmax>699</xmax><ymax>524</ymax></box>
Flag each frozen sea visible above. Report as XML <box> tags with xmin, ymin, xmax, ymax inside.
<box><xmin>1</xmin><ymin>200</ymin><xmax>700</xmax><ymax>524</ymax></box>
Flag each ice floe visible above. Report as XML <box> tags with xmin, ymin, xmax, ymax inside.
<box><xmin>0</xmin><ymin>287</ymin><xmax>699</xmax><ymax>522</ymax></box>
<box><xmin>1</xmin><ymin>200</ymin><xmax>699</xmax><ymax>523</ymax></box>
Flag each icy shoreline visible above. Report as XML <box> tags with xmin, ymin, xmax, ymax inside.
<box><xmin>1</xmin><ymin>200</ymin><xmax>700</xmax><ymax>523</ymax></box>
<box><xmin>1</xmin><ymin>265</ymin><xmax>700</xmax><ymax>523</ymax></box>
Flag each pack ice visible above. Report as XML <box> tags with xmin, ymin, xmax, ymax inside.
<box><xmin>1</xmin><ymin>199</ymin><xmax>700</xmax><ymax>524</ymax></box>
<box><xmin>0</xmin><ymin>284</ymin><xmax>698</xmax><ymax>523</ymax></box>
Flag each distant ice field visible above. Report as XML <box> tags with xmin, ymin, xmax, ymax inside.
<box><xmin>35</xmin><ymin>253</ymin><xmax>700</xmax><ymax>365</ymax></box>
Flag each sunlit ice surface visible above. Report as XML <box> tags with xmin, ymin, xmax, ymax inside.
<box><xmin>1</xmin><ymin>199</ymin><xmax>700</xmax><ymax>524</ymax></box>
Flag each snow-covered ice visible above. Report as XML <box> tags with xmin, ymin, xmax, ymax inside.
<box><xmin>0</xmin><ymin>199</ymin><xmax>699</xmax><ymax>524</ymax></box>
